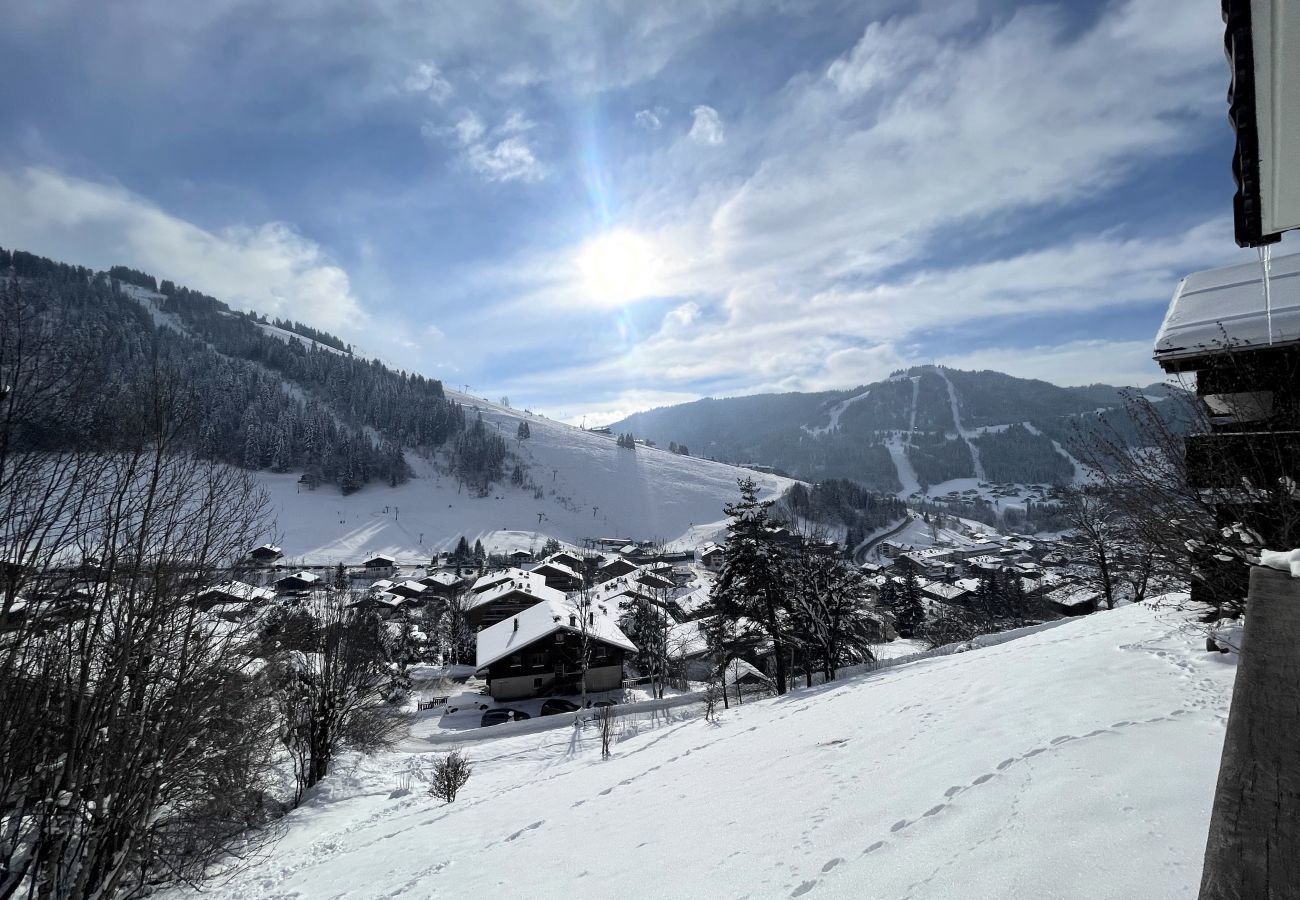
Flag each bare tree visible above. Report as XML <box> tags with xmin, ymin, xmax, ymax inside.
<box><xmin>268</xmin><ymin>595</ymin><xmax>410</xmax><ymax>804</ymax></box>
<box><xmin>429</xmin><ymin>750</ymin><xmax>472</xmax><ymax>804</ymax></box>
<box><xmin>597</xmin><ymin>705</ymin><xmax>615</xmax><ymax>758</ymax></box>
<box><xmin>0</xmin><ymin>336</ymin><xmax>284</xmax><ymax>897</ymax></box>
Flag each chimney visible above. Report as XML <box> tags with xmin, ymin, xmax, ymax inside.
<box><xmin>569</xmin><ymin>614</ymin><xmax>576</xmax><ymax>627</ymax></box>
<box><xmin>513</xmin><ymin>618</ymin><xmax>518</xmax><ymax>632</ymax></box>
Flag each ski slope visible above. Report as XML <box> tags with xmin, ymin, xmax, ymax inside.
<box><xmin>180</xmin><ymin>601</ymin><xmax>1234</xmax><ymax>899</ymax></box>
<box><xmin>258</xmin><ymin>393</ymin><xmax>795</xmax><ymax>565</ymax></box>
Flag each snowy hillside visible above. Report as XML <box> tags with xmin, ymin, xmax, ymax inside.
<box><xmin>261</xmin><ymin>392</ymin><xmax>795</xmax><ymax>565</ymax></box>
<box><xmin>182</xmin><ymin>601</ymin><xmax>1233</xmax><ymax>899</ymax></box>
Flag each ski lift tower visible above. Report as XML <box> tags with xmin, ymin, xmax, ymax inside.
<box><xmin>1155</xmin><ymin>4</ymin><xmax>1300</xmax><ymax>896</ymax></box>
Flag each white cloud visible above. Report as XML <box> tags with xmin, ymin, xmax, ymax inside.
<box><xmin>452</xmin><ymin>112</ymin><xmax>485</xmax><ymax>145</ymax></box>
<box><xmin>403</xmin><ymin>61</ymin><xmax>452</xmax><ymax>103</ymax></box>
<box><xmin>465</xmin><ymin>136</ymin><xmax>546</xmax><ymax>183</ymax></box>
<box><xmin>635</xmin><ymin>107</ymin><xmax>665</xmax><ymax>131</ymax></box>
<box><xmin>688</xmin><ymin>105</ymin><xmax>725</xmax><ymax>145</ymax></box>
<box><xmin>0</xmin><ymin>167</ymin><xmax>365</xmax><ymax>330</ymax></box>
<box><xmin>435</xmin><ymin>111</ymin><xmax>546</xmax><ymax>184</ymax></box>
<box><xmin>940</xmin><ymin>339</ymin><xmax>1167</xmax><ymax>389</ymax></box>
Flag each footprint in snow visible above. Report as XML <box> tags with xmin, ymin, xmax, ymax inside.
<box><xmin>996</xmin><ymin>758</ymin><xmax>1016</xmax><ymax>770</ymax></box>
<box><xmin>861</xmin><ymin>841</ymin><xmax>886</xmax><ymax>856</ymax></box>
<box><xmin>972</xmin><ymin>773</ymin><xmax>995</xmax><ymax>785</ymax></box>
<box><xmin>821</xmin><ymin>858</ymin><xmax>844</xmax><ymax>874</ymax></box>
<box><xmin>890</xmin><ymin>819</ymin><xmax>910</xmax><ymax>833</ymax></box>
<box><xmin>791</xmin><ymin>880</ymin><xmax>817</xmax><ymax>897</ymax></box>
<box><xmin>505</xmin><ymin>820</ymin><xmax>544</xmax><ymax>842</ymax></box>
<box><xmin>923</xmin><ymin>804</ymin><xmax>945</xmax><ymax>818</ymax></box>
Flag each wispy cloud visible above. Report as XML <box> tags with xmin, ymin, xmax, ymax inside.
<box><xmin>0</xmin><ymin>167</ymin><xmax>366</xmax><ymax>330</ymax></box>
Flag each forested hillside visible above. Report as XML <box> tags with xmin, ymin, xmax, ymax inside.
<box><xmin>612</xmin><ymin>366</ymin><xmax>1186</xmax><ymax>493</ymax></box>
<box><xmin>0</xmin><ymin>247</ymin><xmax>507</xmax><ymax>493</ymax></box>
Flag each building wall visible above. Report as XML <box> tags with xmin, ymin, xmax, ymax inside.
<box><xmin>489</xmin><ymin>664</ymin><xmax>624</xmax><ymax>700</ymax></box>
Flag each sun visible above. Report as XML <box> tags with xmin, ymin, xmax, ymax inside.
<box><xmin>576</xmin><ymin>229</ymin><xmax>658</xmax><ymax>304</ymax></box>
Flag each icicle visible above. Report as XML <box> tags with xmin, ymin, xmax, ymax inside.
<box><xmin>1259</xmin><ymin>244</ymin><xmax>1275</xmax><ymax>345</ymax></box>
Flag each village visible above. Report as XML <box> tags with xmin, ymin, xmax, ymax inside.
<box><xmin>171</xmin><ymin>508</ymin><xmax>1109</xmax><ymax>733</ymax></box>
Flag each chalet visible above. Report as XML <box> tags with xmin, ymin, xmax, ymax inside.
<box><xmin>673</xmin><ymin>586</ymin><xmax>713</xmax><ymax>621</ymax></box>
<box><xmin>470</xmin><ymin>567</ymin><xmax>544</xmax><ymax>595</ymax></box>
<box><xmin>547</xmin><ymin>550</ymin><xmax>587</xmax><ymax>571</ymax></box>
<box><xmin>388</xmin><ymin>580</ymin><xmax>431</xmax><ymax>600</ymax></box>
<box><xmin>420</xmin><ymin>571</ymin><xmax>466</xmax><ymax>597</ymax></box>
<box><xmin>965</xmin><ymin>555</ymin><xmax>1004</xmax><ymax>574</ymax></box>
<box><xmin>248</xmin><ymin>544</ymin><xmax>283</xmax><ymax>565</ymax></box>
<box><xmin>1043</xmin><ymin>584</ymin><xmax>1099</xmax><ymax>617</ymax></box>
<box><xmin>193</xmin><ymin>580</ymin><xmax>274</xmax><ymax>611</ymax></box>
<box><xmin>275</xmin><ymin>571</ymin><xmax>322</xmax><ymax>593</ymax></box>
<box><xmin>951</xmin><ymin>542</ymin><xmax>1003</xmax><ymax>561</ymax></box>
<box><xmin>666</xmin><ymin>619</ymin><xmax>713</xmax><ymax>682</ymax></box>
<box><xmin>475</xmin><ymin>598</ymin><xmax>637</xmax><ymax>700</ymax></box>
<box><xmin>361</xmin><ymin>554</ymin><xmax>396</xmax><ymax>577</ymax></box>
<box><xmin>529</xmin><ymin>559</ymin><xmax>584</xmax><ymax>592</ymax></box>
<box><xmin>919</xmin><ymin>581</ymin><xmax>971</xmax><ymax>604</ymax></box>
<box><xmin>349</xmin><ymin>591</ymin><xmax>404</xmax><ymax>617</ymax></box>
<box><xmin>897</xmin><ymin>549</ymin><xmax>954</xmax><ymax>579</ymax></box>
<box><xmin>635</xmin><ymin>569</ymin><xmax>675</xmax><ymax>592</ymax></box>
<box><xmin>596</xmin><ymin>557</ymin><xmax>639</xmax><ymax>583</ymax></box>
<box><xmin>699</xmin><ymin>546</ymin><xmax>725</xmax><ymax>573</ymax></box>
<box><xmin>466</xmin><ymin>577</ymin><xmax>565</xmax><ymax>630</ymax></box>
<box><xmin>507</xmin><ymin>549</ymin><xmax>534</xmax><ymax>565</ymax></box>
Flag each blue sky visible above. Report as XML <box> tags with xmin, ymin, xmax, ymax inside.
<box><xmin>0</xmin><ymin>0</ymin><xmax>1275</xmax><ymax>422</ymax></box>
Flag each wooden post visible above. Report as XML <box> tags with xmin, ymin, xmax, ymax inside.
<box><xmin>1200</xmin><ymin>565</ymin><xmax>1300</xmax><ymax>899</ymax></box>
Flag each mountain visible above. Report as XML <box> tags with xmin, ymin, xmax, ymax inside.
<box><xmin>610</xmin><ymin>366</ymin><xmax>1183</xmax><ymax>498</ymax></box>
<box><xmin>0</xmin><ymin>247</ymin><xmax>793</xmax><ymax>560</ymax></box>
<box><xmin>169</xmin><ymin>600</ymin><xmax>1232</xmax><ymax>899</ymax></box>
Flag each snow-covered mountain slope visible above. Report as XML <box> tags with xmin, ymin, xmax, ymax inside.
<box><xmin>183</xmin><ymin>601</ymin><xmax>1233</xmax><ymax>899</ymax></box>
<box><xmin>261</xmin><ymin>393</ymin><xmax>795</xmax><ymax>565</ymax></box>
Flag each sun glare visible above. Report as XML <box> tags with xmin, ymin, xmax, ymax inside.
<box><xmin>576</xmin><ymin>229</ymin><xmax>658</xmax><ymax>304</ymax></box>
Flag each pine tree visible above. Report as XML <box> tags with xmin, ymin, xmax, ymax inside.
<box><xmin>517</xmin><ymin>421</ymin><xmax>530</xmax><ymax>441</ymax></box>
<box><xmin>895</xmin><ymin>569</ymin><xmax>925</xmax><ymax>637</ymax></box>
<box><xmin>712</xmin><ymin>478</ymin><xmax>793</xmax><ymax>694</ymax></box>
<box><xmin>473</xmin><ymin>538</ymin><xmax>485</xmax><ymax>561</ymax></box>
<box><xmin>454</xmin><ymin>535</ymin><xmax>470</xmax><ymax>562</ymax></box>
<box><xmin>333</xmin><ymin>563</ymin><xmax>349</xmax><ymax>592</ymax></box>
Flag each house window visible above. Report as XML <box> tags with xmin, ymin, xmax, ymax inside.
<box><xmin>593</xmin><ymin>645</ymin><xmax>608</xmax><ymax>662</ymax></box>
<box><xmin>534</xmin><ymin>677</ymin><xmax>543</xmax><ymax>688</ymax></box>
<box><xmin>528</xmin><ymin>652</ymin><xmax>547</xmax><ymax>668</ymax></box>
<box><xmin>508</xmin><ymin>654</ymin><xmax>521</xmax><ymax>668</ymax></box>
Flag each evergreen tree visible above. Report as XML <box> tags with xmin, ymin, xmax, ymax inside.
<box><xmin>516</xmin><ymin>421</ymin><xmax>530</xmax><ymax>441</ymax></box>
<box><xmin>895</xmin><ymin>569</ymin><xmax>925</xmax><ymax>637</ymax></box>
<box><xmin>333</xmin><ymin>563</ymin><xmax>349</xmax><ymax>592</ymax></box>
<box><xmin>711</xmin><ymin>478</ymin><xmax>793</xmax><ymax>694</ymax></box>
<box><xmin>473</xmin><ymin>538</ymin><xmax>485</xmax><ymax>561</ymax></box>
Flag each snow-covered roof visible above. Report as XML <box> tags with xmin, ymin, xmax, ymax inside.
<box><xmin>278</xmin><ymin>570</ymin><xmax>321</xmax><ymax>585</ymax></box>
<box><xmin>251</xmin><ymin>543</ymin><xmax>282</xmax><ymax>555</ymax></box>
<box><xmin>476</xmin><ymin>598</ymin><xmax>637</xmax><ymax>669</ymax></box>
<box><xmin>920</xmin><ymin>581</ymin><xmax>970</xmax><ymax>601</ymax></box>
<box><xmin>1044</xmin><ymin>584</ymin><xmax>1100</xmax><ymax>607</ymax></box>
<box><xmin>1155</xmin><ymin>251</ymin><xmax>1300</xmax><ymax>365</ymax></box>
<box><xmin>530</xmin><ymin>559</ymin><xmax>580</xmax><ymax>580</ymax></box>
<box><xmin>470</xmin><ymin>567</ymin><xmax>539</xmax><ymax>593</ymax></box>
<box><xmin>954</xmin><ymin>577</ymin><xmax>982</xmax><ymax>593</ymax></box>
<box><xmin>667</xmin><ymin>619</ymin><xmax>709</xmax><ymax>658</ymax></box>
<box><xmin>674</xmin><ymin>586</ymin><xmax>712</xmax><ymax>616</ymax></box>
<box><xmin>467</xmin><ymin>576</ymin><xmax>564</xmax><ymax>611</ymax></box>
<box><xmin>422</xmin><ymin>571</ymin><xmax>464</xmax><ymax>587</ymax></box>
<box><xmin>199</xmin><ymin>580</ymin><xmax>275</xmax><ymax>603</ymax></box>
<box><xmin>363</xmin><ymin>554</ymin><xmax>395</xmax><ymax>566</ymax></box>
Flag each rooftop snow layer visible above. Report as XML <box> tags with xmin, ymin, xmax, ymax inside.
<box><xmin>476</xmin><ymin>597</ymin><xmax>637</xmax><ymax>668</ymax></box>
<box><xmin>1155</xmin><ymin>250</ymin><xmax>1300</xmax><ymax>364</ymax></box>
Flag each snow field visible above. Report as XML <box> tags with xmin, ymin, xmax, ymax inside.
<box><xmin>179</xmin><ymin>601</ymin><xmax>1234</xmax><ymax>900</ymax></box>
<box><xmin>258</xmin><ymin>392</ymin><xmax>794</xmax><ymax>564</ymax></box>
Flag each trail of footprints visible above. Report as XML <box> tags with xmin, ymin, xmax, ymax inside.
<box><xmin>782</xmin><ymin>712</ymin><xmax>1193</xmax><ymax>898</ymax></box>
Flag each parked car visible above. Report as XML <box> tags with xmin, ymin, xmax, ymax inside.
<box><xmin>540</xmin><ymin>698</ymin><xmax>580</xmax><ymax>717</ymax></box>
<box><xmin>588</xmin><ymin>699</ymin><xmax>617</xmax><ymax>708</ymax></box>
<box><xmin>481</xmin><ymin>708</ymin><xmax>531</xmax><ymax>727</ymax></box>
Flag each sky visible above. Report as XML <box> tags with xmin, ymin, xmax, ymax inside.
<box><xmin>0</xmin><ymin>0</ymin><xmax>1277</xmax><ymax>423</ymax></box>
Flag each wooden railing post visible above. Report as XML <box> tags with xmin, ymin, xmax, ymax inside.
<box><xmin>1200</xmin><ymin>565</ymin><xmax>1300</xmax><ymax>899</ymax></box>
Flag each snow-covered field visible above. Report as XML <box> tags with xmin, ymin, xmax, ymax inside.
<box><xmin>181</xmin><ymin>601</ymin><xmax>1232</xmax><ymax>899</ymax></box>
<box><xmin>258</xmin><ymin>393</ymin><xmax>794</xmax><ymax>565</ymax></box>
